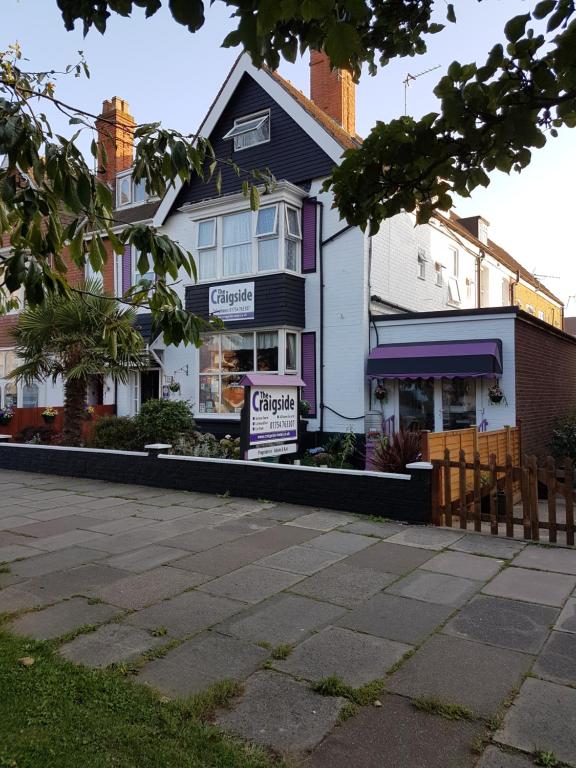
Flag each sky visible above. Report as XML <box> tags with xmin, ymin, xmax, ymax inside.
<box><xmin>3</xmin><ymin>0</ymin><xmax>575</xmax><ymax>308</ymax></box>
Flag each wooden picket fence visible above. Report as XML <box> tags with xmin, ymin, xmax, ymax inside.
<box><xmin>431</xmin><ymin>449</ymin><xmax>575</xmax><ymax>546</ymax></box>
<box><xmin>422</xmin><ymin>425</ymin><xmax>521</xmax><ymax>506</ymax></box>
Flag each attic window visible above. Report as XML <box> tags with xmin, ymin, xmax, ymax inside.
<box><xmin>223</xmin><ymin>111</ymin><xmax>270</xmax><ymax>151</ymax></box>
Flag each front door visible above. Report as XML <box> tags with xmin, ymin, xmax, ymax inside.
<box><xmin>140</xmin><ymin>369</ymin><xmax>160</xmax><ymax>407</ymax></box>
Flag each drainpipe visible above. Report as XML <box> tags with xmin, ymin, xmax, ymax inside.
<box><xmin>510</xmin><ymin>269</ymin><xmax>520</xmax><ymax>307</ymax></box>
<box><xmin>476</xmin><ymin>250</ymin><xmax>485</xmax><ymax>308</ymax></box>
<box><xmin>317</xmin><ymin>200</ymin><xmax>325</xmax><ymax>436</ymax></box>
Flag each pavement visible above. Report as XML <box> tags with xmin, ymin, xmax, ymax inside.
<box><xmin>1</xmin><ymin>469</ymin><xmax>576</xmax><ymax>766</ymax></box>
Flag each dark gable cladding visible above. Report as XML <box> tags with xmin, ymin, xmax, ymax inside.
<box><xmin>173</xmin><ymin>73</ymin><xmax>336</xmax><ymax>209</ymax></box>
<box><xmin>186</xmin><ymin>273</ymin><xmax>305</xmax><ymax>329</ymax></box>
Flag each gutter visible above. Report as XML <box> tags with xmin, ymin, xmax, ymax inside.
<box><xmin>317</xmin><ymin>200</ymin><xmax>325</xmax><ymax>435</ymax></box>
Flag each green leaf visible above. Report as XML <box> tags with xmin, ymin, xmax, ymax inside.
<box><xmin>504</xmin><ymin>14</ymin><xmax>531</xmax><ymax>43</ymax></box>
<box><xmin>446</xmin><ymin>4</ymin><xmax>456</xmax><ymax>23</ymax></box>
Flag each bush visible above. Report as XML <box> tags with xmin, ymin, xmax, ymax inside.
<box><xmin>17</xmin><ymin>426</ymin><xmax>58</xmax><ymax>445</ymax></box>
<box><xmin>90</xmin><ymin>416</ymin><xmax>140</xmax><ymax>451</ymax></box>
<box><xmin>550</xmin><ymin>417</ymin><xmax>576</xmax><ymax>463</ymax></box>
<box><xmin>174</xmin><ymin>431</ymin><xmax>240</xmax><ymax>459</ymax></box>
<box><xmin>134</xmin><ymin>399</ymin><xmax>195</xmax><ymax>447</ymax></box>
<box><xmin>372</xmin><ymin>429</ymin><xmax>422</xmax><ymax>473</ymax></box>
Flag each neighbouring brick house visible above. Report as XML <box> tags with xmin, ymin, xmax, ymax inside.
<box><xmin>0</xmin><ymin>51</ymin><xmax>571</xmax><ymax>458</ymax></box>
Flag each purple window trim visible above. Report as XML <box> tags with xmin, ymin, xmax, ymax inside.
<box><xmin>301</xmin><ymin>331</ymin><xmax>317</xmax><ymax>418</ymax></box>
<box><xmin>122</xmin><ymin>244</ymin><xmax>132</xmax><ymax>294</ymax></box>
<box><xmin>301</xmin><ymin>200</ymin><xmax>317</xmax><ymax>273</ymax></box>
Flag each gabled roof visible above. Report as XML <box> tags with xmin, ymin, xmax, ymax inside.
<box><xmin>435</xmin><ymin>212</ymin><xmax>563</xmax><ymax>306</ymax></box>
<box><xmin>153</xmin><ymin>53</ymin><xmax>357</xmax><ymax>227</ymax></box>
<box><xmin>266</xmin><ymin>68</ymin><xmax>361</xmax><ymax>151</ymax></box>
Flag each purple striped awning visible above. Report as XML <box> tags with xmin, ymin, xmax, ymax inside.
<box><xmin>367</xmin><ymin>339</ymin><xmax>502</xmax><ymax>379</ymax></box>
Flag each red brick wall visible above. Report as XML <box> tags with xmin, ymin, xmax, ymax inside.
<box><xmin>95</xmin><ymin>97</ymin><xmax>135</xmax><ymax>184</ymax></box>
<box><xmin>310</xmin><ymin>50</ymin><xmax>355</xmax><ymax>135</ymax></box>
<box><xmin>0</xmin><ymin>315</ymin><xmax>17</xmax><ymax>347</ymax></box>
<box><xmin>515</xmin><ymin>314</ymin><xmax>576</xmax><ymax>457</ymax></box>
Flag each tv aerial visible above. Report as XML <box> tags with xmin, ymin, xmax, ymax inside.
<box><xmin>403</xmin><ymin>65</ymin><xmax>441</xmax><ymax>115</ymax></box>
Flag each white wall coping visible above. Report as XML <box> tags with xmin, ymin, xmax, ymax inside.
<box><xmin>406</xmin><ymin>461</ymin><xmax>434</xmax><ymax>470</ymax></box>
<box><xmin>0</xmin><ymin>443</ymin><xmax>149</xmax><ymax>457</ymax></box>
<box><xmin>157</xmin><ymin>453</ymin><xmax>412</xmax><ymax>481</ymax></box>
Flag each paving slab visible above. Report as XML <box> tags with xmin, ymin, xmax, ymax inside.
<box><xmin>128</xmin><ymin>505</ymin><xmax>195</xmax><ymax>521</ymax></box>
<box><xmin>10</xmin><ymin>546</ymin><xmax>107</xmax><ymax>578</ymax></box>
<box><xmin>0</xmin><ymin>515</ymin><xmax>38</xmax><ymax>528</ymax></box>
<box><xmin>198</xmin><ymin>565</ymin><xmax>304</xmax><ymax>603</ymax></box>
<box><xmin>513</xmin><ymin>545</ymin><xmax>576</xmax><ymax>575</ymax></box>
<box><xmin>421</xmin><ymin>550</ymin><xmax>504</xmax><ymax>581</ymax></box>
<box><xmin>387</xmin><ymin>634</ymin><xmax>534</xmax><ymax>718</ymax></box>
<box><xmin>338</xmin><ymin>592</ymin><xmax>454</xmax><ymax>645</ymax></box>
<box><xmin>250</xmin><ymin>504</ymin><xmax>316</xmax><ymax>522</ymax></box>
<box><xmin>60</xmin><ymin>623</ymin><xmax>165</xmax><ymax>668</ymax></box>
<box><xmin>0</xmin><ymin>543</ymin><xmax>43</xmax><ymax>562</ymax></box>
<box><xmin>469</xmin><ymin>746</ymin><xmax>533</xmax><ymax>768</ymax></box>
<box><xmin>533</xmin><ymin>630</ymin><xmax>576</xmax><ymax>685</ymax></box>
<box><xmin>482</xmin><ymin>567</ymin><xmax>576</xmax><ymax>607</ymax></box>
<box><xmin>555</xmin><ymin>597</ymin><xmax>576</xmax><ymax>634</ymax></box>
<box><xmin>289</xmin><ymin>562</ymin><xmax>396</xmax><ymax>608</ymax></box>
<box><xmin>256</xmin><ymin>545</ymin><xmax>345</xmax><ymax>575</ymax></box>
<box><xmin>286</xmin><ymin>511</ymin><xmax>356</xmax><ymax>531</ymax></box>
<box><xmin>138</xmin><ymin>631</ymin><xmax>268</xmax><ymax>697</ymax></box>
<box><xmin>449</xmin><ymin>535</ymin><xmax>526</xmax><ymax>560</ymax></box>
<box><xmin>9</xmin><ymin>515</ymin><xmax>103</xmax><ymax>538</ymax></box>
<box><xmin>83</xmin><ymin>517</ymin><xmax>159</xmax><ymax>535</ymax></box>
<box><xmin>170</xmin><ymin>526</ymin><xmax>319</xmax><ymax>577</ymax></box>
<box><xmin>8</xmin><ymin>597</ymin><xmax>120</xmax><ymax>640</ymax></box>
<box><xmin>307</xmin><ymin>692</ymin><xmax>483</xmax><ymax>768</ymax></box>
<box><xmin>444</xmin><ymin>595</ymin><xmax>558</xmax><ymax>655</ymax></box>
<box><xmin>0</xmin><ymin>571</ymin><xmax>25</xmax><ymax>589</ymax></box>
<box><xmin>385</xmin><ymin>526</ymin><xmax>464</xmax><ymax>550</ymax></box>
<box><xmin>126</xmin><ymin>590</ymin><xmax>244</xmax><ymax>637</ymax></box>
<box><xmin>82</xmin><ymin>527</ymin><xmax>177</xmax><ymax>554</ymax></box>
<box><xmin>386</xmin><ymin>570</ymin><xmax>481</xmax><ymax>607</ymax></box>
<box><xmin>340</xmin><ymin>520</ymin><xmax>406</xmax><ymax>538</ymax></box>
<box><xmin>0</xmin><ymin>585</ymin><xmax>48</xmax><ymax>614</ymax></box>
<box><xmin>159</xmin><ymin>526</ymin><xmax>248</xmax><ymax>552</ymax></box>
<box><xmin>216</xmin><ymin>670</ymin><xmax>345</xmax><ymax>753</ymax></box>
<box><xmin>274</xmin><ymin>626</ymin><xmax>410</xmax><ymax>686</ymax></box>
<box><xmin>31</xmin><ymin>529</ymin><xmax>110</xmax><ymax>552</ymax></box>
<box><xmin>27</xmin><ymin>563</ymin><xmax>131</xmax><ymax>600</ymax></box>
<box><xmin>89</xmin><ymin>566</ymin><xmax>210</xmax><ymax>609</ymax></box>
<box><xmin>345</xmin><ymin>541</ymin><xmax>435</xmax><ymax>574</ymax></box>
<box><xmin>495</xmin><ymin>678</ymin><xmax>576</xmax><ymax>765</ymax></box>
<box><xmin>216</xmin><ymin>593</ymin><xmax>347</xmax><ymax>645</ymax></box>
<box><xmin>304</xmin><ymin>531</ymin><xmax>375</xmax><ymax>555</ymax></box>
<box><xmin>103</xmin><ymin>545</ymin><xmax>189</xmax><ymax>573</ymax></box>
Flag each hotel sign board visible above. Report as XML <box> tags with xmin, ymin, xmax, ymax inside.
<box><xmin>240</xmin><ymin>375</ymin><xmax>305</xmax><ymax>461</ymax></box>
<box><xmin>208</xmin><ymin>281</ymin><xmax>254</xmax><ymax>322</ymax></box>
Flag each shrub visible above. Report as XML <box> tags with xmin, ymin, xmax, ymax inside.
<box><xmin>90</xmin><ymin>416</ymin><xmax>140</xmax><ymax>451</ymax></box>
<box><xmin>372</xmin><ymin>429</ymin><xmax>422</xmax><ymax>473</ymax></box>
<box><xmin>174</xmin><ymin>431</ymin><xmax>240</xmax><ymax>459</ymax></box>
<box><xmin>17</xmin><ymin>426</ymin><xmax>58</xmax><ymax>444</ymax></box>
<box><xmin>550</xmin><ymin>417</ymin><xmax>576</xmax><ymax>463</ymax></box>
<box><xmin>134</xmin><ymin>399</ymin><xmax>195</xmax><ymax>448</ymax></box>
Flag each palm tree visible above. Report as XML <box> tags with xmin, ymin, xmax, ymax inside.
<box><xmin>11</xmin><ymin>278</ymin><xmax>147</xmax><ymax>446</ymax></box>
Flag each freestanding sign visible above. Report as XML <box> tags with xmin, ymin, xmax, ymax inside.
<box><xmin>239</xmin><ymin>374</ymin><xmax>306</xmax><ymax>461</ymax></box>
<box><xmin>209</xmin><ymin>281</ymin><xmax>255</xmax><ymax>322</ymax></box>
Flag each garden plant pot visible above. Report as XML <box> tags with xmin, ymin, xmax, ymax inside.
<box><xmin>489</xmin><ymin>394</ymin><xmax>503</xmax><ymax>404</ymax></box>
<box><xmin>42</xmin><ymin>415</ymin><xmax>56</xmax><ymax>424</ymax></box>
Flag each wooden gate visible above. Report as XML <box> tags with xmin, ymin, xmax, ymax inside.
<box><xmin>431</xmin><ymin>450</ymin><xmax>575</xmax><ymax>546</ymax></box>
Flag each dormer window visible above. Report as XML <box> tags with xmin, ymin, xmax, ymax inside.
<box><xmin>116</xmin><ymin>172</ymin><xmax>150</xmax><ymax>207</ymax></box>
<box><xmin>223</xmin><ymin>111</ymin><xmax>270</xmax><ymax>151</ymax></box>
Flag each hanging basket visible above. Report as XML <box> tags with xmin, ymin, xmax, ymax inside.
<box><xmin>374</xmin><ymin>383</ymin><xmax>388</xmax><ymax>402</ymax></box>
<box><xmin>488</xmin><ymin>382</ymin><xmax>504</xmax><ymax>404</ymax></box>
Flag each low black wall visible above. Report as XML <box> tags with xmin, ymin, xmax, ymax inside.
<box><xmin>0</xmin><ymin>445</ymin><xmax>432</xmax><ymax>524</ymax></box>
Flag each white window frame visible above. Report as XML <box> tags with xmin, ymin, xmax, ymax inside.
<box><xmin>255</xmin><ymin>205</ymin><xmax>278</xmax><ymax>237</ymax></box>
<box><xmin>449</xmin><ymin>246</ymin><xmax>459</xmax><ymax>278</ymax></box>
<box><xmin>197</xmin><ymin>328</ymin><xmax>301</xmax><ymax>419</ymax></box>
<box><xmin>223</xmin><ymin>110</ymin><xmax>271</xmax><ymax>152</ymax></box>
<box><xmin>197</xmin><ymin>218</ymin><xmax>217</xmax><ymax>249</ymax></box>
<box><xmin>116</xmin><ymin>171</ymin><xmax>154</xmax><ymax>209</ymax></box>
<box><xmin>448</xmin><ymin>277</ymin><xmax>461</xmax><ymax>304</ymax></box>
<box><xmin>434</xmin><ymin>262</ymin><xmax>444</xmax><ymax>287</ymax></box>
<box><xmin>192</xmin><ymin>202</ymin><xmax>301</xmax><ymax>282</ymax></box>
<box><xmin>285</xmin><ymin>206</ymin><xmax>301</xmax><ymax>238</ymax></box>
<box><xmin>417</xmin><ymin>248</ymin><xmax>426</xmax><ymax>280</ymax></box>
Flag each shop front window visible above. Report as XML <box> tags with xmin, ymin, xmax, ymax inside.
<box><xmin>199</xmin><ymin>331</ymin><xmax>295</xmax><ymax>415</ymax></box>
<box><xmin>442</xmin><ymin>378</ymin><xmax>476</xmax><ymax>430</ymax></box>
<box><xmin>399</xmin><ymin>379</ymin><xmax>435</xmax><ymax>432</ymax></box>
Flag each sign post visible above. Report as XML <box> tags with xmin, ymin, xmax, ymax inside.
<box><xmin>239</xmin><ymin>374</ymin><xmax>306</xmax><ymax>461</ymax></box>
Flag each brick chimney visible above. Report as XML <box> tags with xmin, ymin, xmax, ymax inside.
<box><xmin>310</xmin><ymin>50</ymin><xmax>355</xmax><ymax>136</ymax></box>
<box><xmin>95</xmin><ymin>97</ymin><xmax>136</xmax><ymax>184</ymax></box>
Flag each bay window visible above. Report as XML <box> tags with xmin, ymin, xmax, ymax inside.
<box><xmin>198</xmin><ymin>330</ymin><xmax>298</xmax><ymax>415</ymax></box>
<box><xmin>193</xmin><ymin>202</ymin><xmax>301</xmax><ymax>281</ymax></box>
